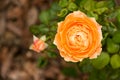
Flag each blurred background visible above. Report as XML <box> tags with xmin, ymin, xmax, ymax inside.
<box><xmin>0</xmin><ymin>0</ymin><xmax>120</xmax><ymax>80</ymax></box>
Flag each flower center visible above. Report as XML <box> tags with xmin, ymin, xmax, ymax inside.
<box><xmin>67</xmin><ymin>25</ymin><xmax>89</xmax><ymax>50</ymax></box>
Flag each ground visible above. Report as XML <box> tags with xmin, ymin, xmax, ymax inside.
<box><xmin>0</xmin><ymin>0</ymin><xmax>86</xmax><ymax>80</ymax></box>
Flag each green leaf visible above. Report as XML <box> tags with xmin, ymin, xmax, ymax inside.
<box><xmin>110</xmin><ymin>54</ymin><xmax>120</xmax><ymax>69</ymax></box>
<box><xmin>29</xmin><ymin>24</ymin><xmax>49</xmax><ymax>35</ymax></box>
<box><xmin>83</xmin><ymin>0</ymin><xmax>95</xmax><ymax>11</ymax></box>
<box><xmin>47</xmin><ymin>51</ymin><xmax>57</xmax><ymax>58</ymax></box>
<box><xmin>94</xmin><ymin>7</ymin><xmax>108</xmax><ymax>15</ymax></box>
<box><xmin>107</xmin><ymin>0</ymin><xmax>115</xmax><ymax>8</ymax></box>
<box><xmin>112</xmin><ymin>31</ymin><xmax>120</xmax><ymax>44</ymax></box>
<box><xmin>107</xmin><ymin>9</ymin><xmax>120</xmax><ymax>23</ymax></box>
<box><xmin>58</xmin><ymin>8</ymin><xmax>68</xmax><ymax>17</ymax></box>
<box><xmin>89</xmin><ymin>69</ymin><xmax>108</xmax><ymax>80</ymax></box>
<box><xmin>87</xmin><ymin>11</ymin><xmax>98</xmax><ymax>20</ymax></box>
<box><xmin>74</xmin><ymin>0</ymin><xmax>81</xmax><ymax>5</ymax></box>
<box><xmin>37</xmin><ymin>57</ymin><xmax>48</xmax><ymax>68</ymax></box>
<box><xmin>91</xmin><ymin>52</ymin><xmax>110</xmax><ymax>69</ymax></box>
<box><xmin>107</xmin><ymin>38</ymin><xmax>119</xmax><ymax>54</ymax></box>
<box><xmin>116</xmin><ymin>10</ymin><xmax>120</xmax><ymax>25</ymax></box>
<box><xmin>39</xmin><ymin>24</ymin><xmax>49</xmax><ymax>33</ymax></box>
<box><xmin>68</xmin><ymin>2</ymin><xmax>78</xmax><ymax>11</ymax></box>
<box><xmin>79</xmin><ymin>59</ymin><xmax>94</xmax><ymax>73</ymax></box>
<box><xmin>59</xmin><ymin>0</ymin><xmax>68</xmax><ymax>8</ymax></box>
<box><xmin>50</xmin><ymin>25</ymin><xmax>57</xmax><ymax>32</ymax></box>
<box><xmin>95</xmin><ymin>1</ymin><xmax>107</xmax><ymax>8</ymax></box>
<box><xmin>108</xmin><ymin>11</ymin><xmax>118</xmax><ymax>20</ymax></box>
<box><xmin>39</xmin><ymin>10</ymin><xmax>50</xmax><ymax>24</ymax></box>
<box><xmin>51</xmin><ymin>2</ymin><xmax>60</xmax><ymax>11</ymax></box>
<box><xmin>79</xmin><ymin>0</ymin><xmax>87</xmax><ymax>8</ymax></box>
<box><xmin>29</xmin><ymin>25</ymin><xmax>40</xmax><ymax>35</ymax></box>
<box><xmin>61</xmin><ymin>67</ymin><xmax>77</xmax><ymax>77</ymax></box>
<box><xmin>102</xmin><ymin>33</ymin><xmax>109</xmax><ymax>46</ymax></box>
<box><xmin>49</xmin><ymin>3</ymin><xmax>60</xmax><ymax>20</ymax></box>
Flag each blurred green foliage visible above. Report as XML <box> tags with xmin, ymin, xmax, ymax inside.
<box><xmin>110</xmin><ymin>54</ymin><xmax>120</xmax><ymax>69</ymax></box>
<box><xmin>91</xmin><ymin>52</ymin><xmax>110</xmax><ymax>69</ymax></box>
<box><xmin>107</xmin><ymin>38</ymin><xmax>119</xmax><ymax>53</ymax></box>
<box><xmin>61</xmin><ymin>66</ymin><xmax>78</xmax><ymax>77</ymax></box>
<box><xmin>37</xmin><ymin>56</ymin><xmax>48</xmax><ymax>68</ymax></box>
<box><xmin>29</xmin><ymin>0</ymin><xmax>120</xmax><ymax>79</ymax></box>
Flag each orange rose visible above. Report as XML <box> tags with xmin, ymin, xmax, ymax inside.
<box><xmin>54</xmin><ymin>11</ymin><xmax>102</xmax><ymax>62</ymax></box>
<box><xmin>30</xmin><ymin>35</ymin><xmax>47</xmax><ymax>53</ymax></box>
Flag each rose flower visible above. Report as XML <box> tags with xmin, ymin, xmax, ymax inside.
<box><xmin>30</xmin><ymin>35</ymin><xmax>47</xmax><ymax>53</ymax></box>
<box><xmin>54</xmin><ymin>11</ymin><xmax>102</xmax><ymax>62</ymax></box>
